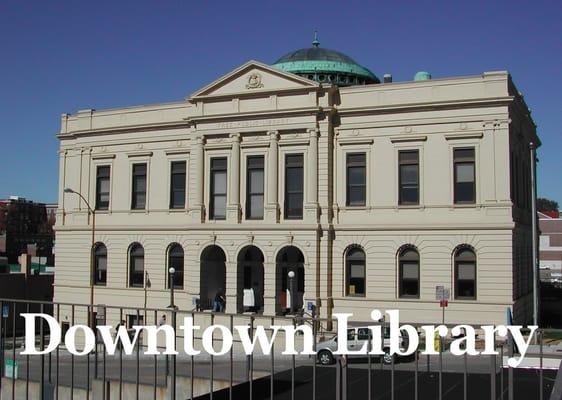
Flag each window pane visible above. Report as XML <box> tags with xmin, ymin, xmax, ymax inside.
<box><xmin>399</xmin><ymin>151</ymin><xmax>418</xmax><ymax>163</ymax></box>
<box><xmin>349</xmin><ymin>186</ymin><xmax>366</xmax><ymax>206</ymax></box>
<box><xmin>454</xmin><ymin>148</ymin><xmax>474</xmax><ymax>161</ymax></box>
<box><xmin>250</xmin><ymin>195</ymin><xmax>264</xmax><ymax>218</ymax></box>
<box><xmin>457</xmin><ymin>262</ymin><xmax>475</xmax><ymax>280</ymax></box>
<box><xmin>286</xmin><ymin>193</ymin><xmax>303</xmax><ymax>218</ymax></box>
<box><xmin>400</xmin><ymin>187</ymin><xmax>419</xmax><ymax>204</ymax></box>
<box><xmin>286</xmin><ymin>168</ymin><xmax>303</xmax><ymax>192</ymax></box>
<box><xmin>350</xmin><ymin>263</ymin><xmax>364</xmax><ymax>278</ymax></box>
<box><xmin>171</xmin><ymin>161</ymin><xmax>186</xmax><ymax>174</ymax></box>
<box><xmin>402</xmin><ymin>262</ymin><xmax>419</xmax><ymax>279</ymax></box>
<box><xmin>213</xmin><ymin>196</ymin><xmax>226</xmax><ymax>218</ymax></box>
<box><xmin>348</xmin><ymin>166</ymin><xmax>365</xmax><ymax>185</ymax></box>
<box><xmin>400</xmin><ymin>165</ymin><xmax>418</xmax><ymax>184</ymax></box>
<box><xmin>456</xmin><ymin>164</ymin><xmax>474</xmax><ymax>183</ymax></box>
<box><xmin>249</xmin><ymin>170</ymin><xmax>264</xmax><ymax>193</ymax></box>
<box><xmin>213</xmin><ymin>172</ymin><xmax>227</xmax><ymax>193</ymax></box>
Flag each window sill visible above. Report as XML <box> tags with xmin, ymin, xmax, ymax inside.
<box><xmin>168</xmin><ymin>208</ymin><xmax>187</xmax><ymax>213</ymax></box>
<box><xmin>396</xmin><ymin>205</ymin><xmax>423</xmax><ymax>210</ymax></box>
<box><xmin>450</xmin><ymin>203</ymin><xmax>478</xmax><ymax>209</ymax></box>
<box><xmin>129</xmin><ymin>209</ymin><xmax>148</xmax><ymax>214</ymax></box>
<box><xmin>345</xmin><ymin>294</ymin><xmax>366</xmax><ymax>298</ymax></box>
<box><xmin>397</xmin><ymin>296</ymin><xmax>421</xmax><ymax>300</ymax></box>
<box><xmin>342</xmin><ymin>205</ymin><xmax>368</xmax><ymax>210</ymax></box>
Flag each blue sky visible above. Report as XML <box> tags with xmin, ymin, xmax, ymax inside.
<box><xmin>0</xmin><ymin>0</ymin><xmax>560</xmax><ymax>204</ymax></box>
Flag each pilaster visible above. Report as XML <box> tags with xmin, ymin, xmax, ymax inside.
<box><xmin>227</xmin><ymin>133</ymin><xmax>241</xmax><ymax>223</ymax></box>
<box><xmin>265</xmin><ymin>130</ymin><xmax>279</xmax><ymax>223</ymax></box>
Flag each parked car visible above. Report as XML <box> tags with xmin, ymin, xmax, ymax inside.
<box><xmin>316</xmin><ymin>326</ymin><xmax>409</xmax><ymax>365</ymax></box>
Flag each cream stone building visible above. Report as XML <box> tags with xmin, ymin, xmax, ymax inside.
<box><xmin>54</xmin><ymin>41</ymin><xmax>538</xmax><ymax>326</ymax></box>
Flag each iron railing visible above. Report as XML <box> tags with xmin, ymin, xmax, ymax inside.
<box><xmin>0</xmin><ymin>297</ymin><xmax>560</xmax><ymax>400</ymax></box>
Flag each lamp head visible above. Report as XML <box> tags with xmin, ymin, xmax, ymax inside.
<box><xmin>288</xmin><ymin>271</ymin><xmax>296</xmax><ymax>279</ymax></box>
<box><xmin>169</xmin><ymin>267</ymin><xmax>176</xmax><ymax>274</ymax></box>
<box><xmin>64</xmin><ymin>188</ymin><xmax>75</xmax><ymax>194</ymax></box>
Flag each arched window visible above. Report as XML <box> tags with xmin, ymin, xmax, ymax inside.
<box><xmin>93</xmin><ymin>243</ymin><xmax>107</xmax><ymax>286</ymax></box>
<box><xmin>129</xmin><ymin>243</ymin><xmax>144</xmax><ymax>288</ymax></box>
<box><xmin>168</xmin><ymin>244</ymin><xmax>184</xmax><ymax>289</ymax></box>
<box><xmin>346</xmin><ymin>247</ymin><xmax>365</xmax><ymax>296</ymax></box>
<box><xmin>454</xmin><ymin>247</ymin><xmax>476</xmax><ymax>300</ymax></box>
<box><xmin>398</xmin><ymin>246</ymin><xmax>420</xmax><ymax>298</ymax></box>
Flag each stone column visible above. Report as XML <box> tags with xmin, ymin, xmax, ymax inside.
<box><xmin>225</xmin><ymin>261</ymin><xmax>238</xmax><ymax>314</ymax></box>
<box><xmin>227</xmin><ymin>133</ymin><xmax>241</xmax><ymax>223</ymax></box>
<box><xmin>262</xmin><ymin>261</ymin><xmax>277</xmax><ymax>315</ymax></box>
<box><xmin>305</xmin><ymin>128</ymin><xmax>319</xmax><ymax>222</ymax></box>
<box><xmin>265</xmin><ymin>130</ymin><xmax>279</xmax><ymax>222</ymax></box>
<box><xmin>191</xmin><ymin>136</ymin><xmax>205</xmax><ymax>222</ymax></box>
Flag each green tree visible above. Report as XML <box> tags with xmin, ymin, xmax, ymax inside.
<box><xmin>537</xmin><ymin>198</ymin><xmax>559</xmax><ymax>212</ymax></box>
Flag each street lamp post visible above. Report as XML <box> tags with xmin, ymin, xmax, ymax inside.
<box><xmin>64</xmin><ymin>187</ymin><xmax>97</xmax><ymax>377</ymax></box>
<box><xmin>168</xmin><ymin>267</ymin><xmax>176</xmax><ymax>309</ymax></box>
<box><xmin>63</xmin><ymin>188</ymin><xmax>96</xmax><ymax>327</ymax></box>
<box><xmin>288</xmin><ymin>270</ymin><xmax>295</xmax><ymax>314</ymax></box>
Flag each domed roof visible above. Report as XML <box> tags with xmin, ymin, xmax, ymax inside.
<box><xmin>272</xmin><ymin>33</ymin><xmax>379</xmax><ymax>86</ymax></box>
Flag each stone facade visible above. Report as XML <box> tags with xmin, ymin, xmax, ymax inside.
<box><xmin>54</xmin><ymin>60</ymin><xmax>538</xmax><ymax>326</ymax></box>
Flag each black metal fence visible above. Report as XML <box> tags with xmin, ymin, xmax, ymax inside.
<box><xmin>0</xmin><ymin>298</ymin><xmax>560</xmax><ymax>400</ymax></box>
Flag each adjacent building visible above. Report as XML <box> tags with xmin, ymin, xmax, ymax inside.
<box><xmin>539</xmin><ymin>211</ymin><xmax>562</xmax><ymax>285</ymax></box>
<box><xmin>54</xmin><ymin>39</ymin><xmax>538</xmax><ymax>325</ymax></box>
<box><xmin>0</xmin><ymin>196</ymin><xmax>55</xmax><ymax>267</ymax></box>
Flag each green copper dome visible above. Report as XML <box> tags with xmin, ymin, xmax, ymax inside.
<box><xmin>272</xmin><ymin>33</ymin><xmax>379</xmax><ymax>86</ymax></box>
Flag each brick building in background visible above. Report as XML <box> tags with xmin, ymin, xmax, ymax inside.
<box><xmin>0</xmin><ymin>196</ymin><xmax>55</xmax><ymax>266</ymax></box>
<box><xmin>539</xmin><ymin>211</ymin><xmax>562</xmax><ymax>285</ymax></box>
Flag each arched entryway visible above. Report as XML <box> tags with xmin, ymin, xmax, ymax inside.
<box><xmin>276</xmin><ymin>246</ymin><xmax>305</xmax><ymax>315</ymax></box>
<box><xmin>237</xmin><ymin>246</ymin><xmax>265</xmax><ymax>314</ymax></box>
<box><xmin>200</xmin><ymin>245</ymin><xmax>226</xmax><ymax>311</ymax></box>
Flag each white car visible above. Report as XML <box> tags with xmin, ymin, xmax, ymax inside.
<box><xmin>316</xmin><ymin>326</ymin><xmax>409</xmax><ymax>365</ymax></box>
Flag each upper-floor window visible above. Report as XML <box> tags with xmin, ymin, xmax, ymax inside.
<box><xmin>167</xmin><ymin>243</ymin><xmax>184</xmax><ymax>289</ymax></box>
<box><xmin>131</xmin><ymin>163</ymin><xmax>147</xmax><ymax>210</ymax></box>
<box><xmin>454</xmin><ymin>148</ymin><xmax>476</xmax><ymax>204</ymax></box>
<box><xmin>346</xmin><ymin>153</ymin><xmax>366</xmax><ymax>206</ymax></box>
<box><xmin>285</xmin><ymin>154</ymin><xmax>304</xmax><ymax>219</ymax></box>
<box><xmin>454</xmin><ymin>247</ymin><xmax>476</xmax><ymax>300</ymax></box>
<box><xmin>170</xmin><ymin>161</ymin><xmax>186</xmax><ymax>209</ymax></box>
<box><xmin>246</xmin><ymin>156</ymin><xmax>264</xmax><ymax>219</ymax></box>
<box><xmin>398</xmin><ymin>246</ymin><xmax>420</xmax><ymax>298</ymax></box>
<box><xmin>345</xmin><ymin>247</ymin><xmax>366</xmax><ymax>296</ymax></box>
<box><xmin>95</xmin><ymin>166</ymin><xmax>110</xmax><ymax>210</ymax></box>
<box><xmin>93</xmin><ymin>243</ymin><xmax>107</xmax><ymax>286</ymax></box>
<box><xmin>210</xmin><ymin>157</ymin><xmax>227</xmax><ymax>220</ymax></box>
<box><xmin>128</xmin><ymin>243</ymin><xmax>144</xmax><ymax>288</ymax></box>
<box><xmin>398</xmin><ymin>150</ymin><xmax>419</xmax><ymax>205</ymax></box>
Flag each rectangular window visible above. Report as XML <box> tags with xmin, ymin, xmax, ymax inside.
<box><xmin>131</xmin><ymin>163</ymin><xmax>147</xmax><ymax>210</ymax></box>
<box><xmin>95</xmin><ymin>166</ymin><xmax>110</xmax><ymax>210</ymax></box>
<box><xmin>246</xmin><ymin>156</ymin><xmax>264</xmax><ymax>219</ymax></box>
<box><xmin>170</xmin><ymin>161</ymin><xmax>186</xmax><ymax>209</ymax></box>
<box><xmin>285</xmin><ymin>154</ymin><xmax>304</xmax><ymax>219</ymax></box>
<box><xmin>398</xmin><ymin>150</ymin><xmax>419</xmax><ymax>205</ymax></box>
<box><xmin>454</xmin><ymin>148</ymin><xmax>476</xmax><ymax>204</ymax></box>
<box><xmin>346</xmin><ymin>153</ymin><xmax>366</xmax><ymax>206</ymax></box>
<box><xmin>210</xmin><ymin>157</ymin><xmax>227</xmax><ymax>220</ymax></box>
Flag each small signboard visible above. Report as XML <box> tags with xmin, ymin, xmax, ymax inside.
<box><xmin>307</xmin><ymin>302</ymin><xmax>315</xmax><ymax>311</ymax></box>
<box><xmin>96</xmin><ymin>305</ymin><xmax>106</xmax><ymax>320</ymax></box>
<box><xmin>2</xmin><ymin>304</ymin><xmax>8</xmax><ymax>318</ymax></box>
<box><xmin>435</xmin><ymin>286</ymin><xmax>450</xmax><ymax>301</ymax></box>
<box><xmin>5</xmin><ymin>359</ymin><xmax>18</xmax><ymax>379</ymax></box>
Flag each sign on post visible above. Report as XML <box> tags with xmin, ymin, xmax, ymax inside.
<box><xmin>5</xmin><ymin>359</ymin><xmax>18</xmax><ymax>379</ymax></box>
<box><xmin>2</xmin><ymin>304</ymin><xmax>8</xmax><ymax>318</ymax></box>
<box><xmin>435</xmin><ymin>285</ymin><xmax>450</xmax><ymax>307</ymax></box>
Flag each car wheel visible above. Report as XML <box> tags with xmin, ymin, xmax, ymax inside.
<box><xmin>383</xmin><ymin>349</ymin><xmax>395</xmax><ymax>365</ymax></box>
<box><xmin>318</xmin><ymin>350</ymin><xmax>335</xmax><ymax>365</ymax></box>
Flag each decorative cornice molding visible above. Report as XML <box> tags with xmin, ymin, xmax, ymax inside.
<box><xmin>390</xmin><ymin>135</ymin><xmax>427</xmax><ymax>143</ymax></box>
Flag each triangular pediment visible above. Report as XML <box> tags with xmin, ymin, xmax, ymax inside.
<box><xmin>189</xmin><ymin>60</ymin><xmax>319</xmax><ymax>100</ymax></box>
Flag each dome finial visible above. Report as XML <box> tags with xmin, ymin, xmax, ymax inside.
<box><xmin>312</xmin><ymin>30</ymin><xmax>320</xmax><ymax>47</ymax></box>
